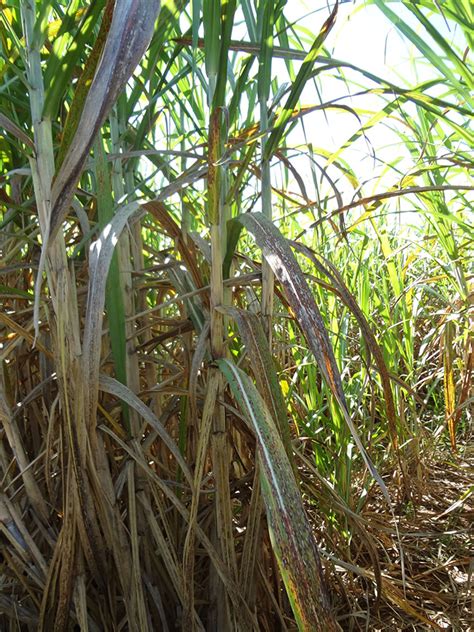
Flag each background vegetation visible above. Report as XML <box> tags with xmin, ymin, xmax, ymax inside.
<box><xmin>0</xmin><ymin>0</ymin><xmax>472</xmax><ymax>630</ymax></box>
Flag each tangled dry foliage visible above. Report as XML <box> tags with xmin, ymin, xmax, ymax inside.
<box><xmin>314</xmin><ymin>450</ymin><xmax>473</xmax><ymax>631</ymax></box>
<box><xmin>0</xmin><ymin>254</ymin><xmax>472</xmax><ymax>630</ymax></box>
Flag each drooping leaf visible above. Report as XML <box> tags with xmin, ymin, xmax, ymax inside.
<box><xmin>235</xmin><ymin>211</ymin><xmax>391</xmax><ymax>503</ymax></box>
<box><xmin>218</xmin><ymin>358</ymin><xmax>338</xmax><ymax>632</ymax></box>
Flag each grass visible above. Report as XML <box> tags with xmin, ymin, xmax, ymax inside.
<box><xmin>0</xmin><ymin>0</ymin><xmax>472</xmax><ymax>630</ymax></box>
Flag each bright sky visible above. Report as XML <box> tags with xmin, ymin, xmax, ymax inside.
<box><xmin>266</xmin><ymin>1</ymin><xmax>467</xmax><ymax>228</ymax></box>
